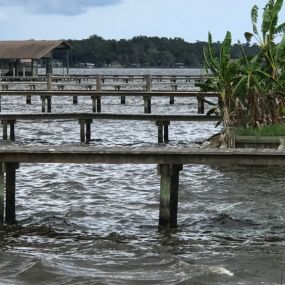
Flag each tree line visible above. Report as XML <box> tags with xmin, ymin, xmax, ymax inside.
<box><xmin>65</xmin><ymin>35</ymin><xmax>259</xmax><ymax>68</ymax></box>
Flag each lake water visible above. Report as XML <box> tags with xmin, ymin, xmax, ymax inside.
<box><xmin>0</xmin><ymin>68</ymin><xmax>284</xmax><ymax>285</ymax></box>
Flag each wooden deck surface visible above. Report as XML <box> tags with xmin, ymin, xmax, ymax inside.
<box><xmin>0</xmin><ymin>145</ymin><xmax>284</xmax><ymax>165</ymax></box>
<box><xmin>0</xmin><ymin>113</ymin><xmax>220</xmax><ymax>121</ymax></box>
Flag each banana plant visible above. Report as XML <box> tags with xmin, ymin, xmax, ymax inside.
<box><xmin>201</xmin><ymin>31</ymin><xmax>238</xmax><ymax>130</ymax></box>
<box><xmin>245</xmin><ymin>0</ymin><xmax>285</xmax><ymax>78</ymax></box>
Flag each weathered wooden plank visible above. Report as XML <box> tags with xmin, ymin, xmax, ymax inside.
<box><xmin>0</xmin><ymin>146</ymin><xmax>284</xmax><ymax>166</ymax></box>
<box><xmin>0</xmin><ymin>113</ymin><xmax>220</xmax><ymax>121</ymax></box>
<box><xmin>0</xmin><ymin>163</ymin><xmax>4</xmax><ymax>226</ymax></box>
<box><xmin>0</xmin><ymin>90</ymin><xmax>218</xmax><ymax>97</ymax></box>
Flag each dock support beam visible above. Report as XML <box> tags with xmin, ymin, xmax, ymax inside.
<box><xmin>158</xmin><ymin>164</ymin><xmax>183</xmax><ymax>228</ymax></box>
<box><xmin>73</xmin><ymin>96</ymin><xmax>78</xmax><ymax>104</ymax></box>
<box><xmin>156</xmin><ymin>121</ymin><xmax>170</xmax><ymax>143</ymax></box>
<box><xmin>2</xmin><ymin>120</ymin><xmax>16</xmax><ymax>141</ymax></box>
<box><xmin>91</xmin><ymin>96</ymin><xmax>101</xmax><ymax>113</ymax></box>
<box><xmin>79</xmin><ymin>119</ymin><xmax>92</xmax><ymax>144</ymax></box>
<box><xmin>143</xmin><ymin>96</ymin><xmax>151</xmax><ymax>114</ymax></box>
<box><xmin>0</xmin><ymin>163</ymin><xmax>4</xmax><ymax>226</ymax></box>
<box><xmin>5</xmin><ymin>162</ymin><xmax>19</xmax><ymax>225</ymax></box>
<box><xmin>197</xmin><ymin>96</ymin><xmax>205</xmax><ymax>114</ymax></box>
<box><xmin>41</xmin><ymin>96</ymin><xmax>52</xmax><ymax>113</ymax></box>
<box><xmin>26</xmin><ymin>95</ymin><xmax>32</xmax><ymax>104</ymax></box>
<box><xmin>121</xmin><ymin>95</ymin><xmax>126</xmax><ymax>105</ymax></box>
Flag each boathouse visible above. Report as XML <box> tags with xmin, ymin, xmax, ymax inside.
<box><xmin>0</xmin><ymin>40</ymin><xmax>72</xmax><ymax>76</ymax></box>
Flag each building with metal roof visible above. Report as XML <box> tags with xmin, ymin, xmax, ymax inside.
<box><xmin>0</xmin><ymin>40</ymin><xmax>72</xmax><ymax>76</ymax></box>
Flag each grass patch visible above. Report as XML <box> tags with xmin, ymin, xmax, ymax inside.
<box><xmin>233</xmin><ymin>124</ymin><xmax>285</xmax><ymax>136</ymax></box>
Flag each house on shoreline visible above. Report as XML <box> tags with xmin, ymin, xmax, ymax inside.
<box><xmin>0</xmin><ymin>40</ymin><xmax>72</xmax><ymax>76</ymax></box>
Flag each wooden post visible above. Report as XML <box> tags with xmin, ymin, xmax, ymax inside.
<box><xmin>197</xmin><ymin>96</ymin><xmax>205</xmax><ymax>114</ymax></box>
<box><xmin>0</xmin><ymin>163</ymin><xmax>4</xmax><ymax>226</ymax></box>
<box><xmin>96</xmin><ymin>96</ymin><xmax>101</xmax><ymax>113</ymax></box>
<box><xmin>73</xmin><ymin>96</ymin><xmax>78</xmax><ymax>104</ymax></box>
<box><xmin>85</xmin><ymin>119</ymin><xmax>92</xmax><ymax>144</ymax></box>
<box><xmin>92</xmin><ymin>96</ymin><xmax>97</xmax><ymax>113</ymax></box>
<box><xmin>5</xmin><ymin>162</ymin><xmax>19</xmax><ymax>225</ymax></box>
<box><xmin>156</xmin><ymin>121</ymin><xmax>170</xmax><ymax>143</ymax></box>
<box><xmin>23</xmin><ymin>67</ymin><xmax>26</xmax><ymax>78</ymax></box>
<box><xmin>169</xmin><ymin>95</ymin><xmax>175</xmax><ymax>105</ymax></box>
<box><xmin>41</xmin><ymin>96</ymin><xmax>46</xmax><ymax>113</ymax></box>
<box><xmin>2</xmin><ymin>120</ymin><xmax>7</xmax><ymax>140</ymax></box>
<box><xmin>143</xmin><ymin>96</ymin><xmax>151</xmax><ymax>114</ymax></box>
<box><xmin>9</xmin><ymin>120</ymin><xmax>15</xmax><ymax>141</ymax></box>
<box><xmin>163</xmin><ymin>121</ymin><xmax>170</xmax><ymax>143</ymax></box>
<box><xmin>79</xmin><ymin>120</ymin><xmax>85</xmax><ymax>143</ymax></box>
<box><xmin>47</xmin><ymin>73</ymin><xmax>52</xmax><ymax>91</ymax></box>
<box><xmin>47</xmin><ymin>96</ymin><xmax>52</xmax><ymax>113</ymax></box>
<box><xmin>144</xmin><ymin>74</ymin><xmax>152</xmax><ymax>113</ymax></box>
<box><xmin>96</xmin><ymin>74</ymin><xmax>102</xmax><ymax>92</ymax></box>
<box><xmin>146</xmin><ymin>74</ymin><xmax>152</xmax><ymax>92</ymax></box>
<box><xmin>0</xmin><ymin>95</ymin><xmax>2</xmax><ymax>112</ymax></box>
<box><xmin>121</xmin><ymin>96</ymin><xmax>126</xmax><ymax>104</ymax></box>
<box><xmin>26</xmin><ymin>95</ymin><xmax>32</xmax><ymax>104</ymax></box>
<box><xmin>156</xmin><ymin>121</ymin><xmax>163</xmax><ymax>143</ymax></box>
<box><xmin>158</xmin><ymin>164</ymin><xmax>183</xmax><ymax>228</ymax></box>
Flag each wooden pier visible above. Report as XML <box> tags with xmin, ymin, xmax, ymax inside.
<box><xmin>0</xmin><ymin>113</ymin><xmax>220</xmax><ymax>143</ymax></box>
<box><xmin>0</xmin><ymin>90</ymin><xmax>217</xmax><ymax>114</ymax></box>
<box><xmin>0</xmin><ymin>145</ymin><xmax>284</xmax><ymax>228</ymax></box>
<box><xmin>0</xmin><ymin>73</ymin><xmax>217</xmax><ymax>113</ymax></box>
<box><xmin>0</xmin><ymin>73</ymin><xmax>224</xmax><ymax>229</ymax></box>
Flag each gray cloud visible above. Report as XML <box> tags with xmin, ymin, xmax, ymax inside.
<box><xmin>0</xmin><ymin>0</ymin><xmax>121</xmax><ymax>15</ymax></box>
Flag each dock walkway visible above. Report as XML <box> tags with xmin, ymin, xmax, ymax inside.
<box><xmin>0</xmin><ymin>113</ymin><xmax>220</xmax><ymax>143</ymax></box>
<box><xmin>0</xmin><ymin>145</ymin><xmax>284</xmax><ymax>227</ymax></box>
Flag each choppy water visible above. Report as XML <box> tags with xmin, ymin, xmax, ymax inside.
<box><xmin>0</xmin><ymin>68</ymin><xmax>284</xmax><ymax>285</ymax></box>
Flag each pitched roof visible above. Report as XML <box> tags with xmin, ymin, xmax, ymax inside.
<box><xmin>0</xmin><ymin>40</ymin><xmax>72</xmax><ymax>60</ymax></box>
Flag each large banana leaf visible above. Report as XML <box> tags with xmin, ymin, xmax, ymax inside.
<box><xmin>275</xmin><ymin>22</ymin><xmax>285</xmax><ymax>33</ymax></box>
<box><xmin>251</xmin><ymin>5</ymin><xmax>259</xmax><ymax>35</ymax></box>
<box><xmin>220</xmin><ymin>31</ymin><xmax>232</xmax><ymax>75</ymax></box>
<box><xmin>275</xmin><ymin>33</ymin><xmax>285</xmax><ymax>62</ymax></box>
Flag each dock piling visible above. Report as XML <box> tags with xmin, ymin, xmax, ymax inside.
<box><xmin>9</xmin><ymin>120</ymin><xmax>15</xmax><ymax>141</ymax></box>
<box><xmin>2</xmin><ymin>120</ymin><xmax>7</xmax><ymax>140</ymax></box>
<box><xmin>26</xmin><ymin>95</ymin><xmax>32</xmax><ymax>104</ymax></box>
<box><xmin>0</xmin><ymin>163</ymin><xmax>4</xmax><ymax>226</ymax></box>
<box><xmin>156</xmin><ymin>121</ymin><xmax>170</xmax><ymax>143</ymax></box>
<box><xmin>1</xmin><ymin>120</ymin><xmax>16</xmax><ymax>141</ymax></box>
<box><xmin>91</xmin><ymin>96</ymin><xmax>101</xmax><ymax>113</ymax></box>
<box><xmin>144</xmin><ymin>96</ymin><xmax>152</xmax><ymax>114</ymax></box>
<box><xmin>121</xmin><ymin>95</ymin><xmax>126</xmax><ymax>104</ymax></box>
<box><xmin>197</xmin><ymin>96</ymin><xmax>205</xmax><ymax>114</ymax></box>
<box><xmin>96</xmin><ymin>74</ymin><xmax>102</xmax><ymax>92</ymax></box>
<box><xmin>158</xmin><ymin>164</ymin><xmax>183</xmax><ymax>228</ymax></box>
<box><xmin>5</xmin><ymin>162</ymin><xmax>19</xmax><ymax>225</ymax></box>
<box><xmin>73</xmin><ymin>96</ymin><xmax>78</xmax><ymax>104</ymax></box>
<box><xmin>79</xmin><ymin>119</ymin><xmax>93</xmax><ymax>144</ymax></box>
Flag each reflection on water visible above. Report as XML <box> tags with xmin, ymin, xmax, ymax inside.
<box><xmin>0</xmin><ymin>69</ymin><xmax>284</xmax><ymax>285</ymax></box>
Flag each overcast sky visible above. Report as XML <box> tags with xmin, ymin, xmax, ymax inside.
<box><xmin>0</xmin><ymin>0</ymin><xmax>284</xmax><ymax>43</ymax></box>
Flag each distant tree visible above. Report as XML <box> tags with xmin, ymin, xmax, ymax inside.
<box><xmin>66</xmin><ymin>35</ymin><xmax>259</xmax><ymax>68</ymax></box>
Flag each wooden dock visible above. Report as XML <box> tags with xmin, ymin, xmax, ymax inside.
<box><xmin>0</xmin><ymin>113</ymin><xmax>220</xmax><ymax>143</ymax></box>
<box><xmin>0</xmin><ymin>73</ymin><xmax>224</xmax><ymax>229</ymax></box>
<box><xmin>0</xmin><ymin>145</ymin><xmax>284</xmax><ymax>227</ymax></box>
<box><xmin>0</xmin><ymin>90</ymin><xmax>218</xmax><ymax>114</ymax></box>
<box><xmin>0</xmin><ymin>74</ymin><xmax>217</xmax><ymax>113</ymax></box>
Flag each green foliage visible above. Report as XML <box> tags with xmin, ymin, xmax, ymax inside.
<box><xmin>203</xmin><ymin>0</ymin><xmax>285</xmax><ymax>136</ymax></box>
<box><xmin>233</xmin><ymin>124</ymin><xmax>285</xmax><ymax>136</ymax></box>
<box><xmin>65</xmin><ymin>35</ymin><xmax>259</xmax><ymax>68</ymax></box>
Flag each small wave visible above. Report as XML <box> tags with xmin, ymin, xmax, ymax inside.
<box><xmin>211</xmin><ymin>213</ymin><xmax>258</xmax><ymax>228</ymax></box>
